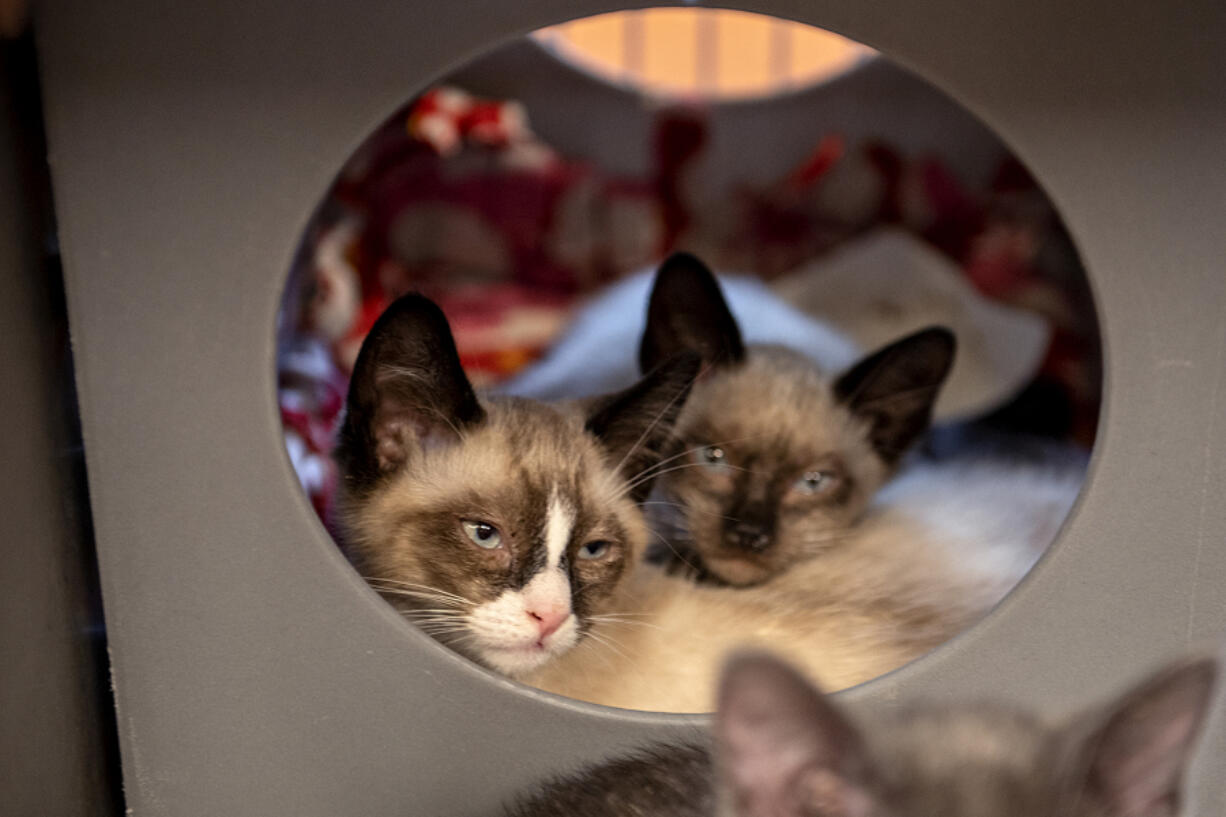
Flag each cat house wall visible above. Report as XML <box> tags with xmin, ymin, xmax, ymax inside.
<box><xmin>33</xmin><ymin>1</ymin><xmax>1226</xmax><ymax>816</ymax></box>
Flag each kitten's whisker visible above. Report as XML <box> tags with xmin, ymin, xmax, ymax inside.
<box><xmin>362</xmin><ymin>578</ymin><xmax>473</xmax><ymax>606</ymax></box>
<box><xmin>593</xmin><ymin>629</ymin><xmax>633</xmax><ymax>661</ymax></box>
<box><xmin>617</xmin><ymin>431</ymin><xmax>777</xmax><ymax>493</ymax></box>
<box><xmin>364</xmin><ymin>580</ymin><xmax>472</xmax><ymax>604</ymax></box>
<box><xmin>415</xmin><ymin>628</ymin><xmax>471</xmax><ymax>637</ymax></box>
<box><xmin>371</xmin><ymin>587</ymin><xmax>469</xmax><ymax>608</ymax></box>
<box><xmin>586</xmin><ymin>610</ymin><xmax>653</xmax><ymax>619</ymax></box>
<box><xmin>619</xmin><ymin>462</ymin><xmax>718</xmax><ymax>495</ymax></box>
<box><xmin>615</xmin><ymin>432</ymin><xmax>781</xmax><ymax>500</ymax></box>
<box><xmin>617</xmin><ymin>442</ymin><xmax>717</xmax><ymax>487</ymax></box>
<box><xmin>362</xmin><ymin>575</ymin><xmax>468</xmax><ymax>594</ymax></box>
<box><xmin>413</xmin><ymin>625</ymin><xmax>473</xmax><ymax>637</ymax></box>
<box><xmin>438</xmin><ymin>633</ymin><xmax>480</xmax><ymax>651</ymax></box>
<box><xmin>620</xmin><ymin>463</ymin><xmax>712</xmax><ymax>495</ymax></box>
<box><xmin>577</xmin><ymin>632</ymin><xmax>618</xmax><ymax>672</ymax></box>
<box><xmin>641</xmin><ymin>499</ymin><xmax>747</xmax><ymax>524</ymax></box>
<box><xmin>588</xmin><ymin>615</ymin><xmax>662</xmax><ymax>632</ymax></box>
<box><xmin>601</xmin><ymin>366</ymin><xmax>706</xmax><ymax>496</ymax></box>
<box><xmin>645</xmin><ymin>527</ymin><xmax>703</xmax><ymax>576</ymax></box>
<box><xmin>405</xmin><ymin>613</ymin><xmax>467</xmax><ymax>623</ymax></box>
<box><xmin>403</xmin><ymin>618</ymin><xmax>471</xmax><ymax>631</ymax></box>
<box><xmin>585</xmin><ymin>629</ymin><xmax>631</xmax><ymax>663</ymax></box>
<box><xmin>402</xmin><ymin>612</ymin><xmax>467</xmax><ymax>622</ymax></box>
<box><xmin>369</xmin><ymin>584</ymin><xmax>463</xmax><ymax>599</ymax></box>
<box><xmin>361</xmin><ymin>575</ymin><xmax>467</xmax><ymax>594</ymax></box>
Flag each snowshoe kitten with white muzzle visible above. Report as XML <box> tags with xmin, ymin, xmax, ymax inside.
<box><xmin>510</xmin><ymin>649</ymin><xmax>1219</xmax><ymax>817</ymax></box>
<box><xmin>333</xmin><ymin>293</ymin><xmax>698</xmax><ymax>677</ymax></box>
<box><xmin>639</xmin><ymin>252</ymin><xmax>956</xmax><ymax>586</ymax></box>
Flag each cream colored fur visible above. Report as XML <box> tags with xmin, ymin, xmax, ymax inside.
<box><xmin>526</xmin><ymin>459</ymin><xmax>1081</xmax><ymax>712</ymax></box>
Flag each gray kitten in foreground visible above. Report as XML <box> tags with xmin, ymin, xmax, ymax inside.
<box><xmin>507</xmin><ymin>650</ymin><xmax>1218</xmax><ymax>817</ymax></box>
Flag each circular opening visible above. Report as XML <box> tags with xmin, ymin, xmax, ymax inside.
<box><xmin>277</xmin><ymin>11</ymin><xmax>1100</xmax><ymax>714</ymax></box>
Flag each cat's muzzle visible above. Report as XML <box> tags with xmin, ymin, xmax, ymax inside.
<box><xmin>723</xmin><ymin>522</ymin><xmax>772</xmax><ymax>553</ymax></box>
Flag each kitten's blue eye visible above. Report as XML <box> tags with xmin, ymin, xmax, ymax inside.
<box><xmin>578</xmin><ymin>541</ymin><xmax>611</xmax><ymax>560</ymax></box>
<box><xmin>794</xmin><ymin>471</ymin><xmax>833</xmax><ymax>495</ymax></box>
<box><xmin>696</xmin><ymin>445</ymin><xmax>729</xmax><ymax>468</ymax></box>
<box><xmin>461</xmin><ymin>520</ymin><xmax>503</xmax><ymax>549</ymax></box>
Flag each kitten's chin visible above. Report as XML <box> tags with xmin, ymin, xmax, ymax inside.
<box><xmin>477</xmin><ymin>641</ymin><xmax>572</xmax><ymax>677</ymax></box>
<box><xmin>470</xmin><ymin>623</ymin><xmax>581</xmax><ymax>678</ymax></box>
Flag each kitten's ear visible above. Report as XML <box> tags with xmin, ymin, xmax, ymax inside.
<box><xmin>833</xmin><ymin>326</ymin><xmax>955</xmax><ymax>465</ymax></box>
<box><xmin>336</xmin><ymin>293</ymin><xmax>485</xmax><ymax>491</ymax></box>
<box><xmin>716</xmin><ymin>651</ymin><xmax>876</xmax><ymax>817</ymax></box>
<box><xmin>639</xmin><ymin>252</ymin><xmax>745</xmax><ymax>374</ymax></box>
<box><xmin>1061</xmin><ymin>655</ymin><xmax>1218</xmax><ymax>817</ymax></box>
<box><xmin>586</xmin><ymin>352</ymin><xmax>701</xmax><ymax>502</ymax></box>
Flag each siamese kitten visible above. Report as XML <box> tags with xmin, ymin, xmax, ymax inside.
<box><xmin>525</xmin><ymin>451</ymin><xmax>1080</xmax><ymax>712</ymax></box>
<box><xmin>509</xmin><ymin>650</ymin><xmax>1219</xmax><ymax>817</ymax></box>
<box><xmin>639</xmin><ymin>252</ymin><xmax>956</xmax><ymax>587</ymax></box>
<box><xmin>333</xmin><ymin>293</ymin><xmax>699</xmax><ymax>677</ymax></box>
<box><xmin>515</xmin><ymin>253</ymin><xmax>1081</xmax><ymax>712</ymax></box>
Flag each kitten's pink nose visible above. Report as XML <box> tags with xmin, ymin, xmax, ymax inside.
<box><xmin>528</xmin><ymin>608</ymin><xmax>568</xmax><ymax>640</ymax></box>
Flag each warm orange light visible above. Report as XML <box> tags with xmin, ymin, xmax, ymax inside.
<box><xmin>534</xmin><ymin>8</ymin><xmax>875</xmax><ymax>100</ymax></box>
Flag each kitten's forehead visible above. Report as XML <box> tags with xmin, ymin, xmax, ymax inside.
<box><xmin>376</xmin><ymin>396</ymin><xmax>629</xmax><ymax>520</ymax></box>
<box><xmin>868</xmin><ymin>708</ymin><xmax>1057</xmax><ymax>815</ymax></box>
<box><xmin>683</xmin><ymin>349</ymin><xmax>873</xmax><ymax>463</ymax></box>
<box><xmin>879</xmin><ymin>707</ymin><xmax>1049</xmax><ymax>762</ymax></box>
<box><xmin>483</xmin><ymin>398</ymin><xmax>632</xmax><ymax>510</ymax></box>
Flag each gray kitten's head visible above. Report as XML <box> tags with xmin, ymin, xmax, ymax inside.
<box><xmin>334</xmin><ymin>294</ymin><xmax>697</xmax><ymax>677</ymax></box>
<box><xmin>716</xmin><ymin>651</ymin><xmax>1219</xmax><ymax>817</ymax></box>
<box><xmin>640</xmin><ymin>253</ymin><xmax>955</xmax><ymax>586</ymax></box>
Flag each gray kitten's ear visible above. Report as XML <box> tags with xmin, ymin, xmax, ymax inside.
<box><xmin>336</xmin><ymin>293</ymin><xmax>485</xmax><ymax>491</ymax></box>
<box><xmin>716</xmin><ymin>651</ymin><xmax>876</xmax><ymax>817</ymax></box>
<box><xmin>639</xmin><ymin>252</ymin><xmax>745</xmax><ymax>374</ymax></box>
<box><xmin>833</xmin><ymin>326</ymin><xmax>955</xmax><ymax>465</ymax></box>
<box><xmin>586</xmin><ymin>352</ymin><xmax>701</xmax><ymax>502</ymax></box>
<box><xmin>1063</xmin><ymin>654</ymin><xmax>1218</xmax><ymax>817</ymax></box>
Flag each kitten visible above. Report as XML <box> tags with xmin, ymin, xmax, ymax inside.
<box><xmin>524</xmin><ymin>453</ymin><xmax>1080</xmax><ymax>711</ymax></box>
<box><xmin>508</xmin><ymin>649</ymin><xmax>1219</xmax><ymax>817</ymax></box>
<box><xmin>515</xmin><ymin>253</ymin><xmax>1082</xmax><ymax>712</ymax></box>
<box><xmin>639</xmin><ymin>252</ymin><xmax>956</xmax><ymax>587</ymax></box>
<box><xmin>333</xmin><ymin>293</ymin><xmax>698</xmax><ymax>677</ymax></box>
